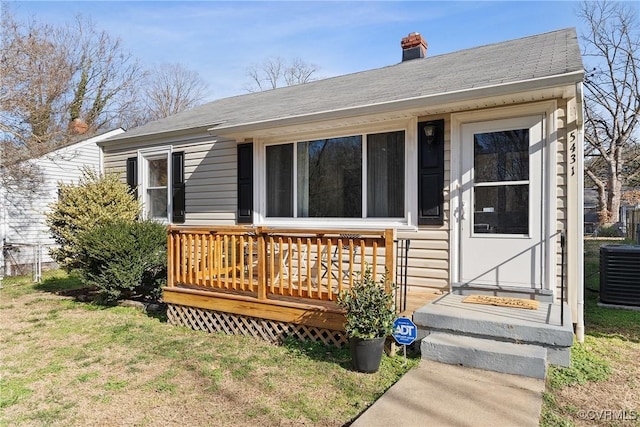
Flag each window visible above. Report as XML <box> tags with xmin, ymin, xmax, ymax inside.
<box><xmin>264</xmin><ymin>130</ymin><xmax>405</xmax><ymax>220</ymax></box>
<box><xmin>127</xmin><ymin>149</ymin><xmax>185</xmax><ymax>224</ymax></box>
<box><xmin>266</xmin><ymin>144</ymin><xmax>293</xmax><ymax>217</ymax></box>
<box><xmin>473</xmin><ymin>129</ymin><xmax>529</xmax><ymax>234</ymax></box>
<box><xmin>146</xmin><ymin>157</ymin><xmax>168</xmax><ymax>220</ymax></box>
<box><xmin>368</xmin><ymin>131</ymin><xmax>405</xmax><ymax>217</ymax></box>
<box><xmin>297</xmin><ymin>136</ymin><xmax>362</xmax><ymax>218</ymax></box>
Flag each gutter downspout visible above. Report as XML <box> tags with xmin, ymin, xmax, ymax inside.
<box><xmin>575</xmin><ymin>81</ymin><xmax>585</xmax><ymax>343</ymax></box>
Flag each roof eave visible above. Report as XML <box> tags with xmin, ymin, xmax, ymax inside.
<box><xmin>97</xmin><ymin>124</ymin><xmax>216</xmax><ymax>148</ymax></box>
<box><xmin>209</xmin><ymin>70</ymin><xmax>584</xmax><ymax>136</ymax></box>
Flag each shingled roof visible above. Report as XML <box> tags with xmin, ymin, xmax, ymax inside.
<box><xmin>105</xmin><ymin>28</ymin><xmax>583</xmax><ymax>143</ymax></box>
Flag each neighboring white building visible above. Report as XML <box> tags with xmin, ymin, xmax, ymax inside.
<box><xmin>0</xmin><ymin>128</ymin><xmax>124</xmax><ymax>276</ymax></box>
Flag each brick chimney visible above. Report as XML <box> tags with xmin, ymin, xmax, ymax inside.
<box><xmin>401</xmin><ymin>32</ymin><xmax>427</xmax><ymax>61</ymax></box>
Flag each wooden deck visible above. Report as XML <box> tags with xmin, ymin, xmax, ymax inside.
<box><xmin>398</xmin><ymin>287</ymin><xmax>442</xmax><ymax>317</ymax></box>
<box><xmin>163</xmin><ymin>226</ymin><xmax>438</xmax><ymax>346</ymax></box>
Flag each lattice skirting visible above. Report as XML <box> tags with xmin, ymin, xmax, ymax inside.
<box><xmin>167</xmin><ymin>304</ymin><xmax>348</xmax><ymax>348</ymax></box>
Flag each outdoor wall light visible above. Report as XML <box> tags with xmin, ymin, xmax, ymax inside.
<box><xmin>423</xmin><ymin>124</ymin><xmax>437</xmax><ymax>144</ymax></box>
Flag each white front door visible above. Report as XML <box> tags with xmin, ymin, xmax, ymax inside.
<box><xmin>459</xmin><ymin>116</ymin><xmax>544</xmax><ymax>288</ymax></box>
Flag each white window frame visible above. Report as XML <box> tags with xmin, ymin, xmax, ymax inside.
<box><xmin>138</xmin><ymin>146</ymin><xmax>172</xmax><ymax>223</ymax></box>
<box><xmin>255</xmin><ymin>122</ymin><xmax>417</xmax><ymax>229</ymax></box>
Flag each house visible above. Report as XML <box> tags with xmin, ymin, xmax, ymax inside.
<box><xmin>99</xmin><ymin>29</ymin><xmax>584</xmax><ymax>378</ymax></box>
<box><xmin>0</xmin><ymin>128</ymin><xmax>125</xmax><ymax>278</ymax></box>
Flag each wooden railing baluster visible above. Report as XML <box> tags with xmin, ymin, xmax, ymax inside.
<box><xmin>200</xmin><ymin>234</ymin><xmax>206</xmax><ymax>286</ymax></box>
<box><xmin>258</xmin><ymin>233</ymin><xmax>266</xmax><ymax>300</ymax></box>
<box><xmin>180</xmin><ymin>233</ymin><xmax>186</xmax><ymax>284</ymax></box>
<box><xmin>372</xmin><ymin>241</ymin><xmax>378</xmax><ymax>280</ymax></box>
<box><xmin>277</xmin><ymin>236</ymin><xmax>284</xmax><ymax>294</ymax></box>
<box><xmin>384</xmin><ymin>228</ymin><xmax>395</xmax><ymax>292</ymax></box>
<box><xmin>348</xmin><ymin>240</ymin><xmax>354</xmax><ymax>288</ymax></box>
<box><xmin>360</xmin><ymin>240</ymin><xmax>365</xmax><ymax>279</ymax></box>
<box><xmin>286</xmin><ymin>237</ymin><xmax>293</xmax><ymax>296</ymax></box>
<box><xmin>239</xmin><ymin>235</ymin><xmax>245</xmax><ymax>290</ymax></box>
<box><xmin>207</xmin><ymin>234</ymin><xmax>214</xmax><ymax>288</ymax></box>
<box><xmin>187</xmin><ymin>233</ymin><xmax>194</xmax><ymax>285</ymax></box>
<box><xmin>305</xmin><ymin>238</ymin><xmax>312</xmax><ymax>297</ymax></box>
<box><xmin>248</xmin><ymin>235</ymin><xmax>254</xmax><ymax>291</ymax></box>
<box><xmin>215</xmin><ymin>235</ymin><xmax>222</xmax><ymax>288</ymax></box>
<box><xmin>231</xmin><ymin>235</ymin><xmax>237</xmax><ymax>289</ymax></box>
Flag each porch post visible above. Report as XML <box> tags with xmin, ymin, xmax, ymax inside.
<box><xmin>384</xmin><ymin>228</ymin><xmax>396</xmax><ymax>292</ymax></box>
<box><xmin>167</xmin><ymin>226</ymin><xmax>175</xmax><ymax>287</ymax></box>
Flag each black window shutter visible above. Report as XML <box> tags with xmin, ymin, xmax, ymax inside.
<box><xmin>418</xmin><ymin>120</ymin><xmax>445</xmax><ymax>225</ymax></box>
<box><xmin>126</xmin><ymin>157</ymin><xmax>138</xmax><ymax>199</ymax></box>
<box><xmin>237</xmin><ymin>143</ymin><xmax>253</xmax><ymax>224</ymax></box>
<box><xmin>172</xmin><ymin>151</ymin><xmax>186</xmax><ymax>224</ymax></box>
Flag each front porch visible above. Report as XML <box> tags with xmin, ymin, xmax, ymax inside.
<box><xmin>162</xmin><ymin>225</ymin><xmax>574</xmax><ymax>376</ymax></box>
<box><xmin>163</xmin><ymin>226</ymin><xmax>436</xmax><ymax>346</ymax></box>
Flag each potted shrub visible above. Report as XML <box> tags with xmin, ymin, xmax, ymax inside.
<box><xmin>336</xmin><ymin>267</ymin><xmax>396</xmax><ymax>373</ymax></box>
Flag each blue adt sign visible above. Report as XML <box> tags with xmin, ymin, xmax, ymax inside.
<box><xmin>393</xmin><ymin>317</ymin><xmax>417</xmax><ymax>346</ymax></box>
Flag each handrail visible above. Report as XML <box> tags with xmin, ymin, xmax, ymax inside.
<box><xmin>560</xmin><ymin>231</ymin><xmax>565</xmax><ymax>327</ymax></box>
<box><xmin>395</xmin><ymin>238</ymin><xmax>411</xmax><ymax>313</ymax></box>
<box><xmin>167</xmin><ymin>226</ymin><xmax>395</xmax><ymax>303</ymax></box>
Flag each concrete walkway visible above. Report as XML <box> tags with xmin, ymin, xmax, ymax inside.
<box><xmin>351</xmin><ymin>360</ymin><xmax>544</xmax><ymax>427</ymax></box>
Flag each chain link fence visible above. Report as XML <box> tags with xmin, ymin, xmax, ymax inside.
<box><xmin>1</xmin><ymin>241</ymin><xmax>57</xmax><ymax>285</ymax></box>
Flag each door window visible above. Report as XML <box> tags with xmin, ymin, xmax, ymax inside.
<box><xmin>473</xmin><ymin>129</ymin><xmax>529</xmax><ymax>235</ymax></box>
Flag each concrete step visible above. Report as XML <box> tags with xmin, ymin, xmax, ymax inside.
<box><xmin>421</xmin><ymin>332</ymin><xmax>547</xmax><ymax>379</ymax></box>
<box><xmin>413</xmin><ymin>295</ymin><xmax>574</xmax><ymax>347</ymax></box>
<box><xmin>548</xmin><ymin>347</ymin><xmax>571</xmax><ymax>367</ymax></box>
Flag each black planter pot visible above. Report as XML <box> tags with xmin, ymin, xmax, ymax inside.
<box><xmin>350</xmin><ymin>336</ymin><xmax>386</xmax><ymax>373</ymax></box>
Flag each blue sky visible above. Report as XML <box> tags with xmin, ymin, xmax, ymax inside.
<box><xmin>10</xmin><ymin>1</ymin><xmax>589</xmax><ymax>100</ymax></box>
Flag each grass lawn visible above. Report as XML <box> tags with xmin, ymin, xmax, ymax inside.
<box><xmin>0</xmin><ymin>271</ymin><xmax>418</xmax><ymax>426</ymax></box>
<box><xmin>540</xmin><ymin>239</ymin><xmax>640</xmax><ymax>427</ymax></box>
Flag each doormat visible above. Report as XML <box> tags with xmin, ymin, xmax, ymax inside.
<box><xmin>463</xmin><ymin>295</ymin><xmax>539</xmax><ymax>310</ymax></box>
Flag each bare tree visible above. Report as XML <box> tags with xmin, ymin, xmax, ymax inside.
<box><xmin>1</xmin><ymin>8</ymin><xmax>144</xmax><ymax>153</ymax></box>
<box><xmin>67</xmin><ymin>16</ymin><xmax>144</xmax><ymax>132</ymax></box>
<box><xmin>1</xmin><ymin>7</ymin><xmax>145</xmax><ymax>199</ymax></box>
<box><xmin>140</xmin><ymin>63</ymin><xmax>210</xmax><ymax>123</ymax></box>
<box><xmin>580</xmin><ymin>1</ymin><xmax>640</xmax><ymax>225</ymax></box>
<box><xmin>1</xmin><ymin>11</ymin><xmax>74</xmax><ymax>152</ymax></box>
<box><xmin>245</xmin><ymin>56</ymin><xmax>320</xmax><ymax>92</ymax></box>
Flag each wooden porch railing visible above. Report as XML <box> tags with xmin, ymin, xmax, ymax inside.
<box><xmin>167</xmin><ymin>226</ymin><xmax>395</xmax><ymax>303</ymax></box>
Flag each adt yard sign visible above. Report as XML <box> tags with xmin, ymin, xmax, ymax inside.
<box><xmin>393</xmin><ymin>317</ymin><xmax>417</xmax><ymax>346</ymax></box>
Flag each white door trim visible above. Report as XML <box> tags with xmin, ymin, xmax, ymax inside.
<box><xmin>449</xmin><ymin>101</ymin><xmax>558</xmax><ymax>294</ymax></box>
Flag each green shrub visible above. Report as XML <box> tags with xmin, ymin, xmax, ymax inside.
<box><xmin>77</xmin><ymin>220</ymin><xmax>167</xmax><ymax>303</ymax></box>
<box><xmin>595</xmin><ymin>225</ymin><xmax>621</xmax><ymax>237</ymax></box>
<box><xmin>336</xmin><ymin>267</ymin><xmax>396</xmax><ymax>339</ymax></box>
<box><xmin>46</xmin><ymin>168</ymin><xmax>140</xmax><ymax>272</ymax></box>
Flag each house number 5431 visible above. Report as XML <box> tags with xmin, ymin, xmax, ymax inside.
<box><xmin>569</xmin><ymin>131</ymin><xmax>576</xmax><ymax>176</ymax></box>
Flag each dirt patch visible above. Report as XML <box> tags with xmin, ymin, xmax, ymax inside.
<box><xmin>53</xmin><ymin>286</ymin><xmax>165</xmax><ymax>313</ymax></box>
<box><xmin>554</xmin><ymin>339</ymin><xmax>640</xmax><ymax>426</ymax></box>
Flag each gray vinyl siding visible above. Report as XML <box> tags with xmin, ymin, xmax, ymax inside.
<box><xmin>181</xmin><ymin>138</ymin><xmax>236</xmax><ymax>225</ymax></box>
<box><xmin>101</xmin><ymin>134</ymin><xmax>238</xmax><ymax>226</ymax></box>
